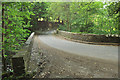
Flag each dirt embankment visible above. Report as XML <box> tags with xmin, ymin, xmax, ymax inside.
<box><xmin>28</xmin><ymin>36</ymin><xmax>118</xmax><ymax>78</ymax></box>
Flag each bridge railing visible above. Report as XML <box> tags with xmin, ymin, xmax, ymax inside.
<box><xmin>12</xmin><ymin>32</ymin><xmax>35</xmax><ymax>76</ymax></box>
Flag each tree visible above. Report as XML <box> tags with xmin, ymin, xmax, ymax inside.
<box><xmin>48</xmin><ymin>2</ymin><xmax>119</xmax><ymax>35</ymax></box>
<box><xmin>30</xmin><ymin>2</ymin><xmax>49</xmax><ymax>31</ymax></box>
<box><xmin>48</xmin><ymin>2</ymin><xmax>71</xmax><ymax>31</ymax></box>
<box><xmin>2</xmin><ymin>2</ymin><xmax>34</xmax><ymax>52</ymax></box>
<box><xmin>106</xmin><ymin>2</ymin><xmax>120</xmax><ymax>35</ymax></box>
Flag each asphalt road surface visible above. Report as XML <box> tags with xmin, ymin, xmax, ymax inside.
<box><xmin>38</xmin><ymin>35</ymin><xmax>118</xmax><ymax>62</ymax></box>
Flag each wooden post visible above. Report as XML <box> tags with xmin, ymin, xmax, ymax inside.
<box><xmin>12</xmin><ymin>57</ymin><xmax>25</xmax><ymax>76</ymax></box>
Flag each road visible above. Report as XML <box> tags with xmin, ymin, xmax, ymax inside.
<box><xmin>38</xmin><ymin>35</ymin><xmax>118</xmax><ymax>62</ymax></box>
<box><xmin>28</xmin><ymin>31</ymin><xmax>119</xmax><ymax>78</ymax></box>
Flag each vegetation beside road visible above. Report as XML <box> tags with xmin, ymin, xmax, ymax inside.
<box><xmin>1</xmin><ymin>1</ymin><xmax>120</xmax><ymax>79</ymax></box>
<box><xmin>48</xmin><ymin>2</ymin><xmax>120</xmax><ymax>35</ymax></box>
<box><xmin>2</xmin><ymin>1</ymin><xmax>120</xmax><ymax>55</ymax></box>
<box><xmin>2</xmin><ymin>2</ymin><xmax>48</xmax><ymax>78</ymax></box>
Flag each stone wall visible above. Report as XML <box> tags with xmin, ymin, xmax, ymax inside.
<box><xmin>12</xmin><ymin>32</ymin><xmax>35</xmax><ymax>76</ymax></box>
<box><xmin>58</xmin><ymin>30</ymin><xmax>120</xmax><ymax>43</ymax></box>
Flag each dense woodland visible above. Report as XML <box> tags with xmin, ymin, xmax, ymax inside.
<box><xmin>1</xmin><ymin>1</ymin><xmax>120</xmax><ymax>76</ymax></box>
<box><xmin>2</xmin><ymin>2</ymin><xmax>120</xmax><ymax>52</ymax></box>
<box><xmin>48</xmin><ymin>2</ymin><xmax>120</xmax><ymax>35</ymax></box>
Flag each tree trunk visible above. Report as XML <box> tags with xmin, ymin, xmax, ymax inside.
<box><xmin>66</xmin><ymin>3</ymin><xmax>70</xmax><ymax>31</ymax></box>
<box><xmin>2</xmin><ymin>3</ymin><xmax>6</xmax><ymax>71</ymax></box>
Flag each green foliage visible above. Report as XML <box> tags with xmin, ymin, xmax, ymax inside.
<box><xmin>48</xmin><ymin>2</ymin><xmax>119</xmax><ymax>35</ymax></box>
<box><xmin>2</xmin><ymin>2</ymin><xmax>34</xmax><ymax>52</ymax></box>
<box><xmin>30</xmin><ymin>2</ymin><xmax>49</xmax><ymax>30</ymax></box>
<box><xmin>2</xmin><ymin>2</ymin><xmax>119</xmax><ymax>53</ymax></box>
